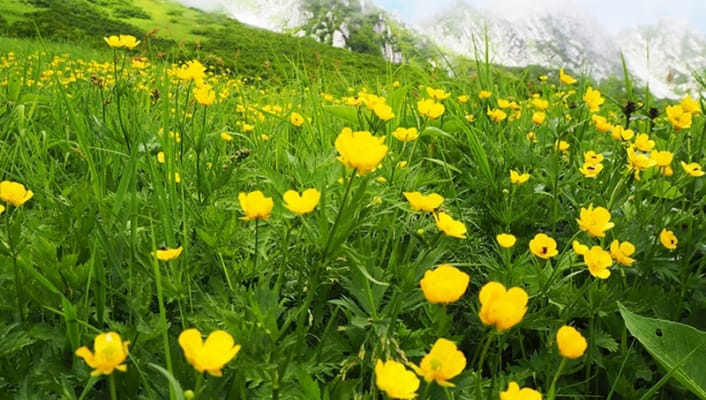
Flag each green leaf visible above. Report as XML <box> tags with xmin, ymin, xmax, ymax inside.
<box><xmin>618</xmin><ymin>302</ymin><xmax>706</xmax><ymax>399</ymax></box>
<box><xmin>323</xmin><ymin>105</ymin><xmax>359</xmax><ymax>126</ymax></box>
<box><xmin>149</xmin><ymin>363</ymin><xmax>185</xmax><ymax>400</ymax></box>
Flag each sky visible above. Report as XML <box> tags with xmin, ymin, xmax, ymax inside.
<box><xmin>379</xmin><ymin>0</ymin><xmax>706</xmax><ymax>34</ymax></box>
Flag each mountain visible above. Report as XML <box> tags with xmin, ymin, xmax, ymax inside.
<box><xmin>199</xmin><ymin>0</ymin><xmax>706</xmax><ymax>98</ymax></box>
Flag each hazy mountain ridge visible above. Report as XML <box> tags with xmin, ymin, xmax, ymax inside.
<box><xmin>210</xmin><ymin>0</ymin><xmax>706</xmax><ymax>98</ymax></box>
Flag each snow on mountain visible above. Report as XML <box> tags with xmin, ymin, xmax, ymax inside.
<box><xmin>176</xmin><ymin>0</ymin><xmax>706</xmax><ymax>98</ymax></box>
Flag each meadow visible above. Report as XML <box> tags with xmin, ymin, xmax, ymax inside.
<box><xmin>0</xmin><ymin>33</ymin><xmax>705</xmax><ymax>400</ymax></box>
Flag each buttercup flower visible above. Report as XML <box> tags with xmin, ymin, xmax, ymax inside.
<box><xmin>627</xmin><ymin>147</ymin><xmax>656</xmax><ymax>180</ymax></box>
<box><xmin>584</xmin><ymin>150</ymin><xmax>604</xmax><ymax>165</ymax></box>
<box><xmin>650</xmin><ymin>150</ymin><xmax>673</xmax><ymax>176</ymax></box>
<box><xmin>559</xmin><ymin>67</ymin><xmax>577</xmax><ymax>85</ymax></box>
<box><xmin>610</xmin><ymin>240</ymin><xmax>636</xmax><ymax>266</ymax></box>
<box><xmin>592</xmin><ymin>115</ymin><xmax>612</xmax><ymax>132</ymax></box>
<box><xmin>680</xmin><ymin>95</ymin><xmax>701</xmax><ymax>114</ymax></box>
<box><xmin>426</xmin><ymin>87</ymin><xmax>450</xmax><ymax>100</ymax></box>
<box><xmin>403</xmin><ymin>192</ymin><xmax>444</xmax><ymax>212</ymax></box>
<box><xmin>392</xmin><ymin>127</ymin><xmax>420</xmax><ymax>142</ymax></box>
<box><xmin>500</xmin><ymin>381</ymin><xmax>543</xmax><ymax>400</ymax></box>
<box><xmin>531</xmin><ymin>98</ymin><xmax>549</xmax><ymax>110</ymax></box>
<box><xmin>412</xmin><ymin>338</ymin><xmax>466</xmax><ymax>387</ymax></box>
<box><xmin>434</xmin><ymin>212</ymin><xmax>467</xmax><ymax>239</ymax></box>
<box><xmin>75</xmin><ymin>332</ymin><xmax>130</xmax><ymax>377</ymax></box>
<box><xmin>576</xmin><ymin>204</ymin><xmax>614</xmax><ymax>238</ymax></box>
<box><xmin>579</xmin><ymin>162</ymin><xmax>603</xmax><ymax>178</ymax></box>
<box><xmin>417</xmin><ymin>99</ymin><xmax>445</xmax><ymax>119</ymax></box>
<box><xmin>419</xmin><ymin>264</ymin><xmax>470</xmax><ymax>304</ymax></box>
<box><xmin>611</xmin><ymin>125</ymin><xmax>634</xmax><ymax>141</ymax></box>
<box><xmin>554</xmin><ymin>140</ymin><xmax>570</xmax><ymax>152</ymax></box>
<box><xmin>373</xmin><ymin>102</ymin><xmax>395</xmax><ymax>121</ymax></box>
<box><xmin>633</xmin><ymin>133</ymin><xmax>655</xmax><ymax>152</ymax></box>
<box><xmin>583</xmin><ymin>86</ymin><xmax>604</xmax><ymax>112</ymax></box>
<box><xmin>479</xmin><ymin>281</ymin><xmax>528</xmax><ymax>331</ymax></box>
<box><xmin>510</xmin><ymin>170</ymin><xmax>530</xmax><ymax>185</ymax></box>
<box><xmin>154</xmin><ymin>246</ymin><xmax>183</xmax><ymax>261</ymax></box>
<box><xmin>584</xmin><ymin>246</ymin><xmax>612</xmax><ymax>279</ymax></box>
<box><xmin>193</xmin><ymin>83</ymin><xmax>215</xmax><ymax>106</ymax></box>
<box><xmin>238</xmin><ymin>191</ymin><xmax>274</xmax><ymax>221</ymax></box>
<box><xmin>178</xmin><ymin>328</ymin><xmax>241</xmax><ymax>377</ymax></box>
<box><xmin>659</xmin><ymin>228</ymin><xmax>677</xmax><ymax>250</ymax></box>
<box><xmin>529</xmin><ymin>233</ymin><xmax>558</xmax><ymax>259</ymax></box>
<box><xmin>175</xmin><ymin>60</ymin><xmax>206</xmax><ymax>83</ymax></box>
<box><xmin>496</xmin><ymin>233</ymin><xmax>517</xmax><ymax>248</ymax></box>
<box><xmin>283</xmin><ymin>188</ymin><xmax>320</xmax><ymax>215</ymax></box>
<box><xmin>487</xmin><ymin>108</ymin><xmax>507</xmax><ymax>122</ymax></box>
<box><xmin>572</xmin><ymin>240</ymin><xmax>588</xmax><ymax>255</ymax></box>
<box><xmin>290</xmin><ymin>111</ymin><xmax>305</xmax><ymax>127</ymax></box>
<box><xmin>335</xmin><ymin>128</ymin><xmax>388</xmax><ymax>175</ymax></box>
<box><xmin>681</xmin><ymin>161</ymin><xmax>705</xmax><ymax>177</ymax></box>
<box><xmin>104</xmin><ymin>35</ymin><xmax>122</xmax><ymax>48</ymax></box>
<box><xmin>556</xmin><ymin>325</ymin><xmax>588</xmax><ymax>359</ymax></box>
<box><xmin>478</xmin><ymin>90</ymin><xmax>492</xmax><ymax>99</ymax></box>
<box><xmin>666</xmin><ymin>105</ymin><xmax>692</xmax><ymax>130</ymax></box>
<box><xmin>375</xmin><ymin>359</ymin><xmax>420</xmax><ymax>399</ymax></box>
<box><xmin>532</xmin><ymin>111</ymin><xmax>546</xmax><ymax>124</ymax></box>
<box><xmin>0</xmin><ymin>181</ymin><xmax>33</xmax><ymax>207</ymax></box>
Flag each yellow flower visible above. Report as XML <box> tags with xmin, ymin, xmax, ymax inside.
<box><xmin>433</xmin><ymin>212</ymin><xmax>467</xmax><ymax>239</ymax></box>
<box><xmin>500</xmin><ymin>382</ymin><xmax>543</xmax><ymax>400</ymax></box>
<box><xmin>554</xmin><ymin>140</ymin><xmax>570</xmax><ymax>152</ymax></box>
<box><xmin>154</xmin><ymin>246</ymin><xmax>183</xmax><ymax>261</ymax></box>
<box><xmin>572</xmin><ymin>240</ymin><xmax>588</xmax><ymax>255</ymax></box>
<box><xmin>666</xmin><ymin>105</ymin><xmax>692</xmax><ymax>130</ymax></box>
<box><xmin>0</xmin><ymin>181</ymin><xmax>33</xmax><ymax>207</ymax></box>
<box><xmin>193</xmin><ymin>84</ymin><xmax>215</xmax><ymax>106</ymax></box>
<box><xmin>539</xmin><ymin>74</ymin><xmax>548</xmax><ymax>81</ymax></box>
<box><xmin>681</xmin><ymin>161</ymin><xmax>705</xmax><ymax>177</ymax></box>
<box><xmin>579</xmin><ymin>162</ymin><xmax>603</xmax><ymax>178</ymax></box>
<box><xmin>487</xmin><ymin>107</ymin><xmax>507</xmax><ymax>122</ymax></box>
<box><xmin>592</xmin><ymin>115</ymin><xmax>612</xmax><ymax>132</ymax></box>
<box><xmin>611</xmin><ymin>125</ymin><xmax>634</xmax><ymax>141</ymax></box>
<box><xmin>497</xmin><ymin>99</ymin><xmax>511</xmax><ymax>109</ymax></box>
<box><xmin>403</xmin><ymin>192</ymin><xmax>444</xmax><ymax>212</ymax></box>
<box><xmin>178</xmin><ymin>328</ymin><xmax>241</xmax><ymax>377</ymax></box>
<box><xmin>335</xmin><ymin>128</ymin><xmax>388</xmax><ymax>175</ymax></box>
<box><xmin>584</xmin><ymin>245</ymin><xmax>612</xmax><ymax>279</ymax></box>
<box><xmin>556</xmin><ymin>325</ymin><xmax>588</xmax><ymax>359</ymax></box>
<box><xmin>282</xmin><ymin>188</ymin><xmax>320</xmax><ymax>215</ymax></box>
<box><xmin>559</xmin><ymin>67</ymin><xmax>577</xmax><ymax>85</ymax></box>
<box><xmin>680</xmin><ymin>95</ymin><xmax>701</xmax><ymax>114</ymax></box>
<box><xmin>457</xmin><ymin>95</ymin><xmax>469</xmax><ymax>103</ymax></box>
<box><xmin>118</xmin><ymin>34</ymin><xmax>140</xmax><ymax>50</ymax></box>
<box><xmin>220</xmin><ymin>132</ymin><xmax>233</xmax><ymax>142</ymax></box>
<box><xmin>290</xmin><ymin>111</ymin><xmax>305</xmax><ymax>127</ymax></box>
<box><xmin>426</xmin><ymin>87</ymin><xmax>450</xmax><ymax>100</ymax></box>
<box><xmin>238</xmin><ymin>191</ymin><xmax>273</xmax><ymax>221</ymax></box>
<box><xmin>412</xmin><ymin>338</ymin><xmax>466</xmax><ymax>387</ymax></box>
<box><xmin>176</xmin><ymin>60</ymin><xmax>206</xmax><ymax>83</ymax></box>
<box><xmin>633</xmin><ymin>133</ymin><xmax>655</xmax><ymax>152</ymax></box>
<box><xmin>392</xmin><ymin>127</ymin><xmax>420</xmax><ymax>142</ymax></box>
<box><xmin>532</xmin><ymin>111</ymin><xmax>546</xmax><ymax>125</ymax></box>
<box><xmin>527</xmin><ymin>131</ymin><xmax>537</xmax><ymax>143</ymax></box>
<box><xmin>103</xmin><ymin>35</ymin><xmax>122</xmax><ymax>48</ymax></box>
<box><xmin>659</xmin><ymin>228</ymin><xmax>677</xmax><ymax>250</ymax></box>
<box><xmin>627</xmin><ymin>147</ymin><xmax>656</xmax><ymax>180</ymax></box>
<box><xmin>583</xmin><ymin>87</ymin><xmax>604</xmax><ymax>112</ymax></box>
<box><xmin>419</xmin><ymin>264</ymin><xmax>470</xmax><ymax>304</ymax></box>
<box><xmin>496</xmin><ymin>233</ymin><xmax>517</xmax><ymax>248</ymax></box>
<box><xmin>157</xmin><ymin>151</ymin><xmax>166</xmax><ymax>163</ymax></box>
<box><xmin>479</xmin><ymin>281</ymin><xmax>528</xmax><ymax>331</ymax></box>
<box><xmin>465</xmin><ymin>114</ymin><xmax>475</xmax><ymax>122</ymax></box>
<box><xmin>375</xmin><ymin>359</ymin><xmax>420</xmax><ymax>399</ymax></box>
<box><xmin>479</xmin><ymin>90</ymin><xmax>492</xmax><ymax>99</ymax></box>
<box><xmin>576</xmin><ymin>204</ymin><xmax>614</xmax><ymax>238</ymax></box>
<box><xmin>531</xmin><ymin>98</ymin><xmax>549</xmax><ymax>110</ymax></box>
<box><xmin>75</xmin><ymin>332</ymin><xmax>130</xmax><ymax>377</ymax></box>
<box><xmin>610</xmin><ymin>240</ymin><xmax>636</xmax><ymax>266</ymax></box>
<box><xmin>529</xmin><ymin>233</ymin><xmax>558</xmax><ymax>259</ymax></box>
<box><xmin>650</xmin><ymin>150</ymin><xmax>673</xmax><ymax>176</ymax></box>
<box><xmin>583</xmin><ymin>150</ymin><xmax>604</xmax><ymax>165</ymax></box>
<box><xmin>417</xmin><ymin>99</ymin><xmax>445</xmax><ymax>119</ymax></box>
<box><xmin>510</xmin><ymin>170</ymin><xmax>530</xmax><ymax>185</ymax></box>
<box><xmin>373</xmin><ymin>102</ymin><xmax>395</xmax><ymax>121</ymax></box>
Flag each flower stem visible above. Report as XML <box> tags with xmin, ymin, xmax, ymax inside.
<box><xmin>475</xmin><ymin>331</ymin><xmax>495</xmax><ymax>400</ymax></box>
<box><xmin>109</xmin><ymin>374</ymin><xmax>118</xmax><ymax>400</ymax></box>
<box><xmin>322</xmin><ymin>169</ymin><xmax>357</xmax><ymax>260</ymax></box>
<box><xmin>547</xmin><ymin>357</ymin><xmax>567</xmax><ymax>400</ymax></box>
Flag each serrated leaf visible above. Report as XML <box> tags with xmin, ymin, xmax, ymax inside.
<box><xmin>618</xmin><ymin>302</ymin><xmax>706</xmax><ymax>399</ymax></box>
<box><xmin>593</xmin><ymin>329</ymin><xmax>619</xmax><ymax>353</ymax></box>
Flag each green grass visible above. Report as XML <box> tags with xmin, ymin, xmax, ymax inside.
<box><xmin>1</xmin><ymin>21</ymin><xmax>706</xmax><ymax>400</ymax></box>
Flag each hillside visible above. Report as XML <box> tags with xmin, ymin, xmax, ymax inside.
<box><xmin>0</xmin><ymin>0</ymin><xmax>394</xmax><ymax>81</ymax></box>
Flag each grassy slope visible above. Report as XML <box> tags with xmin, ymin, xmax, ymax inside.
<box><xmin>0</xmin><ymin>0</ymin><xmax>394</xmax><ymax>81</ymax></box>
